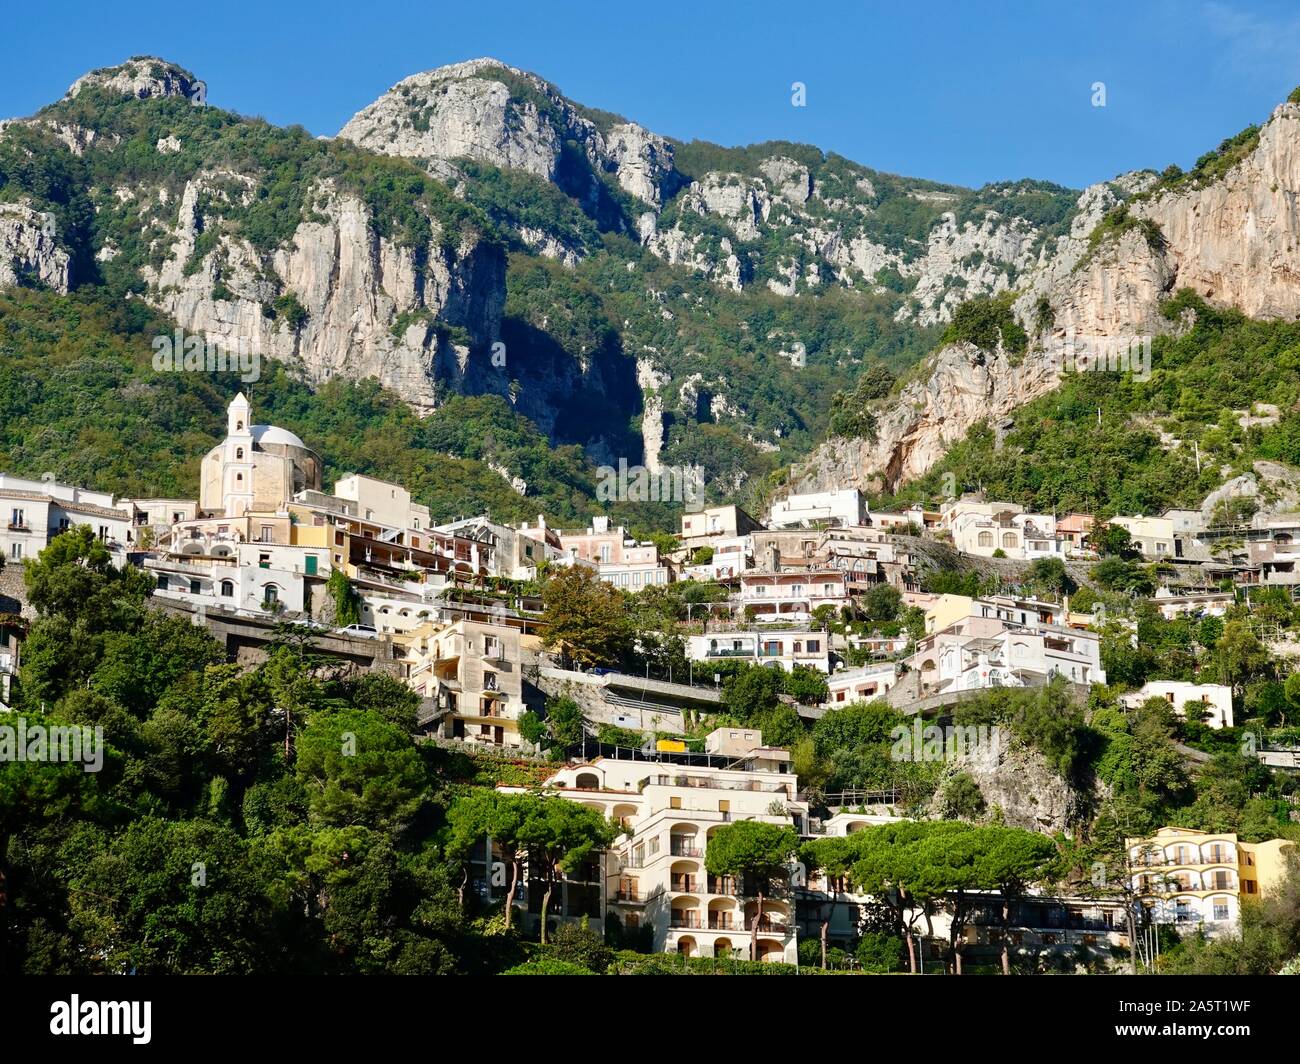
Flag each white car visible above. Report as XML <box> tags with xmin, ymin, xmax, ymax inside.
<box><xmin>339</xmin><ymin>623</ymin><xmax>380</xmax><ymax>639</ymax></box>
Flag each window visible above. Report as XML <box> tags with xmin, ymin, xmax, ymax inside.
<box><xmin>9</xmin><ymin>508</ymin><xmax>24</xmax><ymax>528</ymax></box>
<box><xmin>1001</xmin><ymin>532</ymin><xmax>1017</xmax><ymax>548</ymax></box>
<box><xmin>1212</xmin><ymin>901</ymin><xmax>1230</xmax><ymax>921</ymax></box>
<box><xmin>9</xmin><ymin>543</ymin><xmax>21</xmax><ymax>561</ymax></box>
<box><xmin>263</xmin><ymin>585</ymin><xmax>279</xmax><ymax>605</ymax></box>
<box><xmin>807</xmin><ymin>639</ymin><xmax>820</xmax><ymax>652</ymax></box>
<box><xmin>305</xmin><ymin>555</ymin><xmax>318</xmax><ymax>576</ymax></box>
<box><xmin>189</xmin><ymin>580</ymin><xmax>201</xmax><ymax>595</ymax></box>
<box><xmin>235</xmin><ymin>448</ymin><xmax>244</xmax><ymax>460</ymax></box>
<box><xmin>220</xmin><ymin>580</ymin><xmax>234</xmax><ymax>597</ymax></box>
<box><xmin>156</xmin><ymin>574</ymin><xmax>167</xmax><ymax>590</ymax></box>
<box><xmin>670</xmin><ymin>797</ymin><xmax>682</xmax><ymax>810</ymax></box>
<box><xmin>978</xmin><ymin>531</ymin><xmax>994</xmax><ymax>548</ymax></box>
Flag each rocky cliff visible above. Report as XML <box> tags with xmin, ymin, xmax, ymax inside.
<box><xmin>142</xmin><ymin>174</ymin><xmax>505</xmax><ymax>413</ymax></box>
<box><xmin>797</xmin><ymin>100</ymin><xmax>1300</xmax><ymax>494</ymax></box>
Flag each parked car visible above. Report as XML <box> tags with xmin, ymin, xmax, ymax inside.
<box><xmin>339</xmin><ymin>623</ymin><xmax>380</xmax><ymax>639</ymax></box>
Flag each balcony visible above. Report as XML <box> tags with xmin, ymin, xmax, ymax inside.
<box><xmin>670</xmin><ymin>839</ymin><xmax>702</xmax><ymax>858</ymax></box>
<box><xmin>615</xmin><ymin>889</ymin><xmax>644</xmax><ymax>903</ymax></box>
<box><xmin>670</xmin><ymin>876</ymin><xmax>699</xmax><ymax>894</ymax></box>
<box><xmin>707</xmin><ymin>915</ymin><xmax>736</xmax><ymax>930</ymax></box>
<box><xmin>707</xmin><ymin>876</ymin><xmax>737</xmax><ymax>896</ymax></box>
<box><xmin>670</xmin><ymin>912</ymin><xmax>702</xmax><ymax>929</ymax></box>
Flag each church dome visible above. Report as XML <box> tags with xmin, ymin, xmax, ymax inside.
<box><xmin>251</xmin><ymin>424</ymin><xmax>307</xmax><ymax>450</ymax></box>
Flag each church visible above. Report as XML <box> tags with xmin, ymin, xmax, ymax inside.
<box><xmin>199</xmin><ymin>394</ymin><xmax>322</xmax><ymax>518</ymax></box>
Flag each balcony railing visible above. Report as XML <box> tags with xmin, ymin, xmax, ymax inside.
<box><xmin>670</xmin><ymin>912</ymin><xmax>701</xmax><ymax>929</ymax></box>
<box><xmin>670</xmin><ymin>877</ymin><xmax>699</xmax><ymax>894</ymax></box>
<box><xmin>707</xmin><ymin>916</ymin><xmax>735</xmax><ymax>930</ymax></box>
<box><xmin>670</xmin><ymin>841</ymin><xmax>702</xmax><ymax>858</ymax></box>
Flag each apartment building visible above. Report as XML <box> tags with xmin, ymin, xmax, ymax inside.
<box><xmin>767</xmin><ymin>488</ymin><xmax>866</xmax><ymax>529</ymax></box>
<box><xmin>1127</xmin><ymin>827</ymin><xmax>1295</xmax><ymax>935</ymax></box>
<box><xmin>738</xmin><ymin>569</ymin><xmax>848</xmax><ymax>623</ymax></box>
<box><xmin>1109</xmin><ymin>515</ymin><xmax>1176</xmax><ymax>558</ymax></box>
<box><xmin>0</xmin><ymin>473</ymin><xmax>135</xmax><ymax>564</ymax></box>
<box><xmin>560</xmin><ymin>515</ymin><xmax>672</xmax><ymax>590</ymax></box>
<box><xmin>436</xmin><ymin>514</ymin><xmax>570</xmax><ymax>579</ymax></box>
<box><xmin>910</xmin><ymin>614</ymin><xmax>1105</xmax><ymax>694</ymax></box>
<box><xmin>1055</xmin><ymin>512</ymin><xmax>1095</xmax><ymax>553</ymax></box>
<box><xmin>1150</xmin><ymin>588</ymin><xmax>1234</xmax><ymax>619</ymax></box>
<box><xmin>824</xmin><ymin>662</ymin><xmax>900</xmax><ymax>706</ymax></box>
<box><xmin>686</xmin><ymin>628</ymin><xmax>831</xmax><ymax>673</ymax></box>
<box><xmin>333</xmin><ymin>473</ymin><xmax>430</xmax><ymax>532</ymax></box>
<box><xmin>148</xmin><ymin>541</ymin><xmax>331</xmax><ymax>617</ymax></box>
<box><xmin>1120</xmin><ymin>681</ymin><xmax>1234</xmax><ymax>729</ymax></box>
<box><xmin>403</xmin><ymin>619</ymin><xmax>534</xmax><ymax>748</ymax></box>
<box><xmin>949</xmin><ymin>506</ymin><xmax>1066</xmax><ymax>560</ymax></box>
<box><xmin>679</xmin><ymin>535</ymin><xmax>752</xmax><ymax>580</ymax></box>
<box><xmin>679</xmin><ymin>505</ymin><xmax>762</xmax><ymax>549</ymax></box>
<box><xmin>499</xmin><ymin>728</ymin><xmax>804</xmax><ymax>961</ymax></box>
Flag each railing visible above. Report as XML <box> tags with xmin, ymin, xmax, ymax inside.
<box><xmin>615</xmin><ymin>889</ymin><xmax>643</xmax><ymax>903</ymax></box>
<box><xmin>650</xmin><ymin>775</ymin><xmax>790</xmax><ymax>795</ymax></box>
<box><xmin>670</xmin><ymin>842</ymin><xmax>702</xmax><ymax>858</ymax></box>
<box><xmin>670</xmin><ymin>913</ymin><xmax>701</xmax><ymax>929</ymax></box>
<box><xmin>707</xmin><ymin>917</ymin><xmax>735</xmax><ymax>930</ymax></box>
<box><xmin>670</xmin><ymin>878</ymin><xmax>699</xmax><ymax>894</ymax></box>
<box><xmin>708</xmin><ymin>877</ymin><xmax>737</xmax><ymax>896</ymax></box>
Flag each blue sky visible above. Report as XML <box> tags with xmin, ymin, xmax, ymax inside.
<box><xmin>5</xmin><ymin>0</ymin><xmax>1300</xmax><ymax>189</ymax></box>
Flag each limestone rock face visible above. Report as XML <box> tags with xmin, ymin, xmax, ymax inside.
<box><xmin>142</xmin><ymin>176</ymin><xmax>505</xmax><ymax>414</ymax></box>
<box><xmin>0</xmin><ymin>201</ymin><xmax>71</xmax><ymax>292</ymax></box>
<box><xmin>65</xmin><ymin>57</ymin><xmax>198</xmax><ymax>102</ymax></box>
<box><xmin>339</xmin><ymin>59</ymin><xmax>677</xmax><ymax>207</ymax></box>
<box><xmin>795</xmin><ymin>339</ymin><xmax>1062</xmax><ymax>493</ymax></box>
<box><xmin>800</xmin><ymin>103</ymin><xmax>1300</xmax><ymax>494</ymax></box>
<box><xmin>929</xmin><ymin>728</ymin><xmax>1092</xmax><ymax>835</ymax></box>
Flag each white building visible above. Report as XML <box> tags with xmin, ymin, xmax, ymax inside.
<box><xmin>737</xmin><ymin>569</ymin><xmax>849</xmax><ymax>623</ymax></box>
<box><xmin>148</xmin><ymin>540</ymin><xmax>330</xmax><ymax>617</ymax></box>
<box><xmin>825</xmin><ymin>662</ymin><xmax>900</xmax><ymax>706</ymax></box>
<box><xmin>500</xmin><ymin>728</ymin><xmax>804</xmax><ymax>961</ymax></box>
<box><xmin>767</xmin><ymin>489</ymin><xmax>866</xmax><ymax>529</ymax></box>
<box><xmin>1120</xmin><ymin>681</ymin><xmax>1234</xmax><ymax>729</ymax></box>
<box><xmin>0</xmin><ymin>473</ymin><xmax>135</xmax><ymax>564</ymax></box>
<box><xmin>687</xmin><ymin>629</ymin><xmax>831</xmax><ymax>673</ymax></box>
<box><xmin>910</xmin><ymin>615</ymin><xmax>1105</xmax><ymax>694</ymax></box>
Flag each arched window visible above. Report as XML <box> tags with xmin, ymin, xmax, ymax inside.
<box><xmin>235</xmin><ymin>447</ymin><xmax>244</xmax><ymax>459</ymax></box>
<box><xmin>236</xmin><ymin>421</ymin><xmax>244</xmax><ymax>431</ymax></box>
<box><xmin>977</xmin><ymin>531</ymin><xmax>994</xmax><ymax>547</ymax></box>
<box><xmin>263</xmin><ymin>585</ymin><xmax>279</xmax><ymax>605</ymax></box>
<box><xmin>1001</xmin><ymin>532</ymin><xmax>1017</xmax><ymax>548</ymax></box>
<box><xmin>220</xmin><ymin>580</ymin><xmax>234</xmax><ymax>597</ymax></box>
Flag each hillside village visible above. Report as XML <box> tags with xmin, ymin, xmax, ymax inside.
<box><xmin>3</xmin><ymin>390</ymin><xmax>1299</xmax><ymax>975</ymax></box>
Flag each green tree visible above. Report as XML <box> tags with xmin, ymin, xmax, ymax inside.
<box><xmin>295</xmin><ymin>709</ymin><xmax>428</xmax><ymax>829</ymax></box>
<box><xmin>704</xmin><ymin>820</ymin><xmax>798</xmax><ymax>961</ymax></box>
<box><xmin>541</xmin><ymin>565</ymin><xmax>632</xmax><ymax>668</ymax></box>
<box><xmin>517</xmin><ymin>798</ymin><xmax>616</xmax><ymax>944</ymax></box>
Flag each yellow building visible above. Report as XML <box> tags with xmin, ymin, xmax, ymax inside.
<box><xmin>924</xmin><ymin>593</ymin><xmax>975</xmax><ymax>635</ymax></box>
<box><xmin>1126</xmin><ymin>826</ymin><xmax>1295</xmax><ymax>935</ymax></box>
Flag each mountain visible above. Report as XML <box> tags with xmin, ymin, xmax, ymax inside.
<box><xmin>796</xmin><ymin>96</ymin><xmax>1300</xmax><ymax>503</ymax></box>
<box><xmin>5</xmin><ymin>56</ymin><xmax>1300</xmax><ymax>524</ymax></box>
